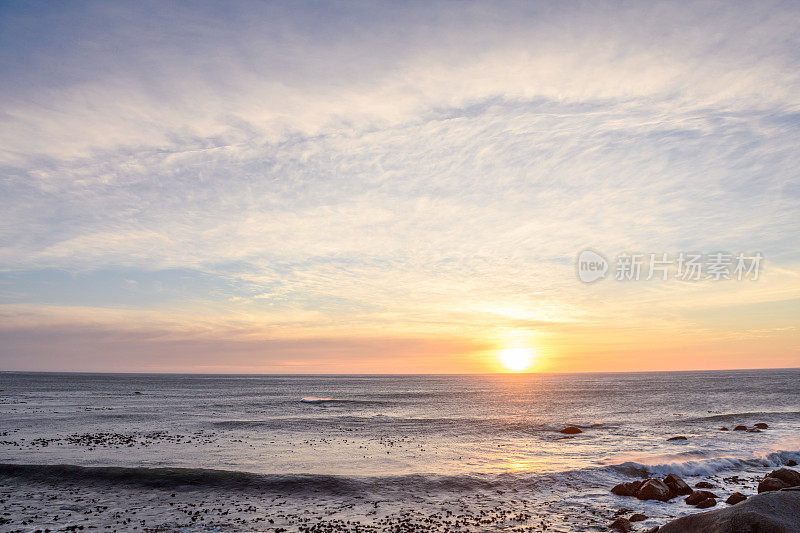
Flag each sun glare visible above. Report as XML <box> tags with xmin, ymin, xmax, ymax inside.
<box><xmin>499</xmin><ymin>347</ymin><xmax>534</xmax><ymax>372</ymax></box>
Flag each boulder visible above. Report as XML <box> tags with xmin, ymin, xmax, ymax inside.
<box><xmin>630</xmin><ymin>513</ymin><xmax>648</xmax><ymax>522</ymax></box>
<box><xmin>747</xmin><ymin>428</ymin><xmax>761</xmax><ymax>433</ymax></box>
<box><xmin>766</xmin><ymin>468</ymin><xmax>800</xmax><ymax>487</ymax></box>
<box><xmin>611</xmin><ymin>480</ymin><xmax>644</xmax><ymax>497</ymax></box>
<box><xmin>609</xmin><ymin>517</ymin><xmax>633</xmax><ymax>531</ymax></box>
<box><xmin>754</xmin><ymin>423</ymin><xmax>769</xmax><ymax>429</ymax></box>
<box><xmin>663</xmin><ymin>473</ymin><xmax>692</xmax><ymax>496</ymax></box>
<box><xmin>559</xmin><ymin>426</ymin><xmax>582</xmax><ymax>434</ymax></box>
<box><xmin>758</xmin><ymin>477</ymin><xmax>790</xmax><ymax>493</ymax></box>
<box><xmin>657</xmin><ymin>490</ymin><xmax>800</xmax><ymax>532</ymax></box>
<box><xmin>726</xmin><ymin>492</ymin><xmax>747</xmax><ymax>505</ymax></box>
<box><xmin>686</xmin><ymin>490</ymin><xmax>718</xmax><ymax>505</ymax></box>
<box><xmin>696</xmin><ymin>497</ymin><xmax>717</xmax><ymax>509</ymax></box>
<box><xmin>695</xmin><ymin>481</ymin><xmax>715</xmax><ymax>488</ymax></box>
<box><xmin>637</xmin><ymin>479</ymin><xmax>673</xmax><ymax>501</ymax></box>
<box><xmin>733</xmin><ymin>425</ymin><xmax>747</xmax><ymax>431</ymax></box>
<box><xmin>787</xmin><ymin>460</ymin><xmax>798</xmax><ymax>467</ymax></box>
<box><xmin>667</xmin><ymin>435</ymin><xmax>687</xmax><ymax>441</ymax></box>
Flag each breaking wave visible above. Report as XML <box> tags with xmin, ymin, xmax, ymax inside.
<box><xmin>2</xmin><ymin>446</ymin><xmax>798</xmax><ymax>495</ymax></box>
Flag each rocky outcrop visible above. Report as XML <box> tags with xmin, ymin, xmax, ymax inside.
<box><xmin>559</xmin><ymin>426</ymin><xmax>582</xmax><ymax>434</ymax></box>
<box><xmin>609</xmin><ymin>517</ymin><xmax>633</xmax><ymax>531</ymax></box>
<box><xmin>696</xmin><ymin>497</ymin><xmax>716</xmax><ymax>508</ymax></box>
<box><xmin>759</xmin><ymin>477</ymin><xmax>791</xmax><ymax>493</ymax></box>
<box><xmin>758</xmin><ymin>468</ymin><xmax>800</xmax><ymax>493</ymax></box>
<box><xmin>611</xmin><ymin>480</ymin><xmax>643</xmax><ymax>497</ymax></box>
<box><xmin>636</xmin><ymin>479</ymin><xmax>672</xmax><ymax>501</ymax></box>
<box><xmin>657</xmin><ymin>490</ymin><xmax>800</xmax><ymax>532</ymax></box>
<box><xmin>663</xmin><ymin>473</ymin><xmax>692</xmax><ymax>496</ymax></box>
<box><xmin>685</xmin><ymin>490</ymin><xmax>717</xmax><ymax>505</ymax></box>
<box><xmin>725</xmin><ymin>492</ymin><xmax>747</xmax><ymax>505</ymax></box>
<box><xmin>611</xmin><ymin>474</ymin><xmax>692</xmax><ymax>501</ymax></box>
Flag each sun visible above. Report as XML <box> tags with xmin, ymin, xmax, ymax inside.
<box><xmin>498</xmin><ymin>347</ymin><xmax>534</xmax><ymax>372</ymax></box>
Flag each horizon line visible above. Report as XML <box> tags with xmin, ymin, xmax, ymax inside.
<box><xmin>1</xmin><ymin>366</ymin><xmax>798</xmax><ymax>377</ymax></box>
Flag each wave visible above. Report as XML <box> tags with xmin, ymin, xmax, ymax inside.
<box><xmin>299</xmin><ymin>397</ymin><xmax>379</xmax><ymax>405</ymax></box>
<box><xmin>678</xmin><ymin>411</ymin><xmax>800</xmax><ymax>424</ymax></box>
<box><xmin>3</xmin><ymin>447</ymin><xmax>798</xmax><ymax>495</ymax></box>
<box><xmin>208</xmin><ymin>415</ymin><xmax>605</xmax><ymax>435</ymax></box>
<box><xmin>605</xmin><ymin>447</ymin><xmax>800</xmax><ymax>478</ymax></box>
<box><xmin>0</xmin><ymin>463</ymin><xmax>548</xmax><ymax>494</ymax></box>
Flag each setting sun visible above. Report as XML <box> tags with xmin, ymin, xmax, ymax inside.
<box><xmin>499</xmin><ymin>347</ymin><xmax>534</xmax><ymax>372</ymax></box>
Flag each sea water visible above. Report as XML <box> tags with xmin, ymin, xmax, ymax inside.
<box><xmin>0</xmin><ymin>370</ymin><xmax>798</xmax><ymax>531</ymax></box>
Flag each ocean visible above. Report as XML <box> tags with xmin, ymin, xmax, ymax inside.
<box><xmin>1</xmin><ymin>369</ymin><xmax>799</xmax><ymax>532</ymax></box>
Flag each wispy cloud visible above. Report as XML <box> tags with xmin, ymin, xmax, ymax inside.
<box><xmin>1</xmin><ymin>1</ymin><xmax>799</xmax><ymax>371</ymax></box>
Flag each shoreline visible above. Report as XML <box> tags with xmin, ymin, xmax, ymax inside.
<box><xmin>1</xmin><ymin>462</ymin><xmax>799</xmax><ymax>532</ymax></box>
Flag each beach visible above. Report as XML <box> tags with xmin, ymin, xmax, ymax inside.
<box><xmin>1</xmin><ymin>370</ymin><xmax>799</xmax><ymax>532</ymax></box>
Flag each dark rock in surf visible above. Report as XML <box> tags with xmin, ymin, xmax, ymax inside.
<box><xmin>759</xmin><ymin>477</ymin><xmax>790</xmax><ymax>493</ymax></box>
<box><xmin>667</xmin><ymin>436</ymin><xmax>687</xmax><ymax>441</ymax></box>
<box><xmin>630</xmin><ymin>513</ymin><xmax>648</xmax><ymax>522</ymax></box>
<box><xmin>695</xmin><ymin>481</ymin><xmax>715</xmax><ymax>488</ymax></box>
<box><xmin>637</xmin><ymin>479</ymin><xmax>673</xmax><ymax>501</ymax></box>
<box><xmin>788</xmin><ymin>460</ymin><xmax>798</xmax><ymax>467</ymax></box>
<box><xmin>696</xmin><ymin>497</ymin><xmax>716</xmax><ymax>509</ymax></box>
<box><xmin>609</xmin><ymin>517</ymin><xmax>633</xmax><ymax>531</ymax></box>
<box><xmin>766</xmin><ymin>468</ymin><xmax>800</xmax><ymax>487</ymax></box>
<box><xmin>559</xmin><ymin>426</ymin><xmax>582</xmax><ymax>434</ymax></box>
<box><xmin>726</xmin><ymin>492</ymin><xmax>747</xmax><ymax>505</ymax></box>
<box><xmin>719</xmin><ymin>427</ymin><xmax>729</xmax><ymax>431</ymax></box>
<box><xmin>733</xmin><ymin>425</ymin><xmax>747</xmax><ymax>431</ymax></box>
<box><xmin>664</xmin><ymin>473</ymin><xmax>692</xmax><ymax>496</ymax></box>
<box><xmin>685</xmin><ymin>490</ymin><xmax>718</xmax><ymax>505</ymax></box>
<box><xmin>612</xmin><ymin>480</ymin><xmax>644</xmax><ymax>497</ymax></box>
<box><xmin>754</xmin><ymin>423</ymin><xmax>768</xmax><ymax>429</ymax></box>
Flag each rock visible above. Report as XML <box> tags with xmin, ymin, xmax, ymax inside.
<box><xmin>667</xmin><ymin>436</ymin><xmax>687</xmax><ymax>441</ymax></box>
<box><xmin>656</xmin><ymin>490</ymin><xmax>800</xmax><ymax>532</ymax></box>
<box><xmin>609</xmin><ymin>517</ymin><xmax>633</xmax><ymax>531</ymax></box>
<box><xmin>787</xmin><ymin>460</ymin><xmax>798</xmax><ymax>467</ymax></box>
<box><xmin>645</xmin><ymin>528</ymin><xmax>659</xmax><ymax>533</ymax></box>
<box><xmin>686</xmin><ymin>490</ymin><xmax>718</xmax><ymax>505</ymax></box>
<box><xmin>637</xmin><ymin>479</ymin><xmax>673</xmax><ymax>502</ymax></box>
<box><xmin>612</xmin><ymin>480</ymin><xmax>644</xmax><ymax>497</ymax></box>
<box><xmin>695</xmin><ymin>481</ymin><xmax>715</xmax><ymax>488</ymax></box>
<box><xmin>732</xmin><ymin>425</ymin><xmax>747</xmax><ymax>431</ymax></box>
<box><xmin>696</xmin><ymin>497</ymin><xmax>717</xmax><ymax>508</ymax></box>
<box><xmin>630</xmin><ymin>513</ymin><xmax>648</xmax><ymax>522</ymax></box>
<box><xmin>747</xmin><ymin>428</ymin><xmax>761</xmax><ymax>433</ymax></box>
<box><xmin>719</xmin><ymin>427</ymin><xmax>729</xmax><ymax>431</ymax></box>
<box><xmin>726</xmin><ymin>492</ymin><xmax>747</xmax><ymax>505</ymax></box>
<box><xmin>664</xmin><ymin>473</ymin><xmax>692</xmax><ymax>496</ymax></box>
<box><xmin>559</xmin><ymin>426</ymin><xmax>582</xmax><ymax>434</ymax></box>
<box><xmin>766</xmin><ymin>468</ymin><xmax>800</xmax><ymax>487</ymax></box>
<box><xmin>758</xmin><ymin>477</ymin><xmax>790</xmax><ymax>493</ymax></box>
<box><xmin>754</xmin><ymin>423</ymin><xmax>768</xmax><ymax>429</ymax></box>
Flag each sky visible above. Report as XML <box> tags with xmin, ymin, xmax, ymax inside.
<box><xmin>0</xmin><ymin>0</ymin><xmax>799</xmax><ymax>373</ymax></box>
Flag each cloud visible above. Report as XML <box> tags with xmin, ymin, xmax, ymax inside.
<box><xmin>1</xmin><ymin>0</ymin><xmax>799</xmax><ymax>370</ymax></box>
